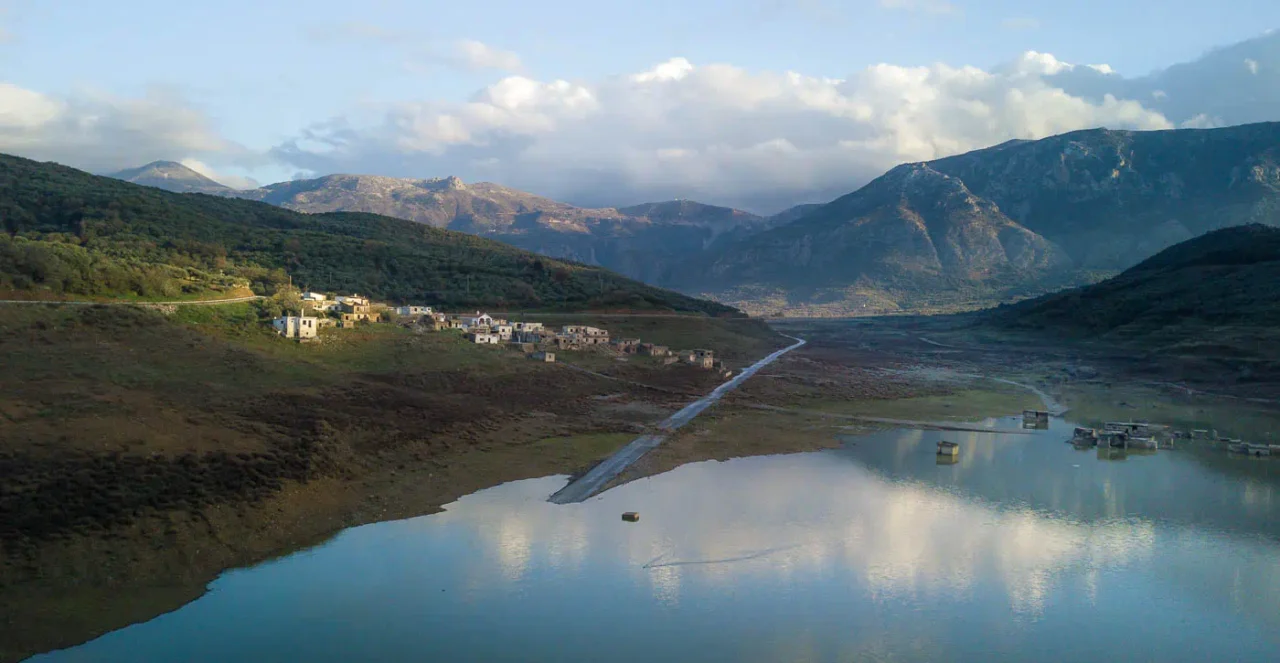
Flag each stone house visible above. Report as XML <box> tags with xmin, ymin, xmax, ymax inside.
<box><xmin>335</xmin><ymin>294</ymin><xmax>370</xmax><ymax>306</ymax></box>
<box><xmin>466</xmin><ymin>331</ymin><xmax>502</xmax><ymax>344</ymax></box>
<box><xmin>682</xmin><ymin>349</ymin><xmax>715</xmax><ymax>369</ymax></box>
<box><xmin>531</xmin><ymin>351</ymin><xmax>556</xmax><ymax>363</ymax></box>
<box><xmin>512</xmin><ymin>329</ymin><xmax>545</xmax><ymax>344</ymax></box>
<box><xmin>614</xmin><ymin>338</ymin><xmax>641</xmax><ymax>354</ymax></box>
<box><xmin>639</xmin><ymin>343</ymin><xmax>670</xmax><ymax>357</ymax></box>
<box><xmin>561</xmin><ymin>326</ymin><xmax>609</xmax><ymax>345</ymax></box>
<box><xmin>273</xmin><ymin>315</ymin><xmax>318</xmax><ymax>340</ymax></box>
<box><xmin>513</xmin><ymin>321</ymin><xmax>544</xmax><ymax>333</ymax></box>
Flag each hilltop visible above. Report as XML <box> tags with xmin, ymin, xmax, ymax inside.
<box><xmin>107</xmin><ymin>161</ymin><xmax>236</xmax><ymax>195</ymax></box>
<box><xmin>1</xmin><ymin>154</ymin><xmax>735</xmax><ymax>315</ymax></box>
<box><xmin>993</xmin><ymin>223</ymin><xmax>1280</xmax><ymax>344</ymax></box>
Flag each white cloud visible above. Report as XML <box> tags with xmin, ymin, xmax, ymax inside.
<box><xmin>271</xmin><ymin>52</ymin><xmax>1173</xmax><ymax>212</ymax></box>
<box><xmin>179</xmin><ymin>158</ymin><xmax>261</xmax><ymax>190</ymax></box>
<box><xmin>879</xmin><ymin>0</ymin><xmax>961</xmax><ymax>16</ymax></box>
<box><xmin>0</xmin><ymin>82</ymin><xmax>248</xmax><ymax>174</ymax></box>
<box><xmin>1001</xmin><ymin>17</ymin><xmax>1041</xmax><ymax>31</ymax></box>
<box><xmin>452</xmin><ymin>40</ymin><xmax>523</xmax><ymax>73</ymax></box>
<box><xmin>1245</xmin><ymin>58</ymin><xmax>1260</xmax><ymax>74</ymax></box>
<box><xmin>1180</xmin><ymin>113</ymin><xmax>1221</xmax><ymax>129</ymax></box>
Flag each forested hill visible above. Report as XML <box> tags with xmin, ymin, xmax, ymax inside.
<box><xmin>0</xmin><ymin>154</ymin><xmax>737</xmax><ymax>315</ymax></box>
<box><xmin>991</xmin><ymin>224</ymin><xmax>1280</xmax><ymax>336</ymax></box>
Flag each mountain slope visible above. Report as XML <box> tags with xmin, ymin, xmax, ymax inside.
<box><xmin>994</xmin><ymin>224</ymin><xmax>1280</xmax><ymax>337</ymax></box>
<box><xmin>107</xmin><ymin>161</ymin><xmax>234</xmax><ymax>195</ymax></box>
<box><xmin>0</xmin><ymin>154</ymin><xmax>737</xmax><ymax>315</ymax></box>
<box><xmin>688</xmin><ymin>122</ymin><xmax>1280</xmax><ymax>315</ymax></box>
<box><xmin>220</xmin><ymin>173</ymin><xmax>780</xmax><ymax>284</ymax></box>
<box><xmin>925</xmin><ymin>122</ymin><xmax>1280</xmax><ymax>267</ymax></box>
<box><xmin>683</xmin><ymin>163</ymin><xmax>1077</xmax><ymax>315</ymax></box>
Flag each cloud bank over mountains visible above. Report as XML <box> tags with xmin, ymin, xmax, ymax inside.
<box><xmin>2</xmin><ymin>32</ymin><xmax>1278</xmax><ymax>211</ymax></box>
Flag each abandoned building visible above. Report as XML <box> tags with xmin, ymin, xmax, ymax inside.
<box><xmin>614</xmin><ymin>338</ymin><xmax>641</xmax><ymax>353</ymax></box>
<box><xmin>531</xmin><ymin>351</ymin><xmax>556</xmax><ymax>363</ymax></box>
<box><xmin>273</xmin><ymin>315</ymin><xmax>318</xmax><ymax>340</ymax></box>
<box><xmin>466</xmin><ymin>331</ymin><xmax>502</xmax><ymax>344</ymax></box>
<box><xmin>639</xmin><ymin>343</ymin><xmax>670</xmax><ymax>357</ymax></box>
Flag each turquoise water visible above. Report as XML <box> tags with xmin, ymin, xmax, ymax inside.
<box><xmin>32</xmin><ymin>419</ymin><xmax>1280</xmax><ymax>662</ymax></box>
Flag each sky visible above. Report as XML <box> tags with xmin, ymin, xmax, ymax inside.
<box><xmin>2</xmin><ymin>0</ymin><xmax>1280</xmax><ymax>211</ymax></box>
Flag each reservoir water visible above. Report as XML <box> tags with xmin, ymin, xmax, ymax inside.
<box><xmin>31</xmin><ymin>418</ymin><xmax>1280</xmax><ymax>662</ymax></box>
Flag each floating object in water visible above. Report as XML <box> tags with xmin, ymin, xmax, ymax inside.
<box><xmin>1070</xmin><ymin>427</ymin><xmax>1098</xmax><ymax>447</ymax></box>
<box><xmin>1022</xmin><ymin>410</ymin><xmax>1049</xmax><ymax>430</ymax></box>
<box><xmin>937</xmin><ymin>441</ymin><xmax>959</xmax><ymax>457</ymax></box>
<box><xmin>1128</xmin><ymin>437</ymin><xmax>1158</xmax><ymax>450</ymax></box>
<box><xmin>1228</xmin><ymin>442</ymin><xmax>1272</xmax><ymax>457</ymax></box>
<box><xmin>622</xmin><ymin>512</ymin><xmax>640</xmax><ymax>522</ymax></box>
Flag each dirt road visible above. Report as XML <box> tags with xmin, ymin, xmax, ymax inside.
<box><xmin>548</xmin><ymin>336</ymin><xmax>807</xmax><ymax>504</ymax></box>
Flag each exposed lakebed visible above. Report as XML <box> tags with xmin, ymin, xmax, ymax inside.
<box><xmin>30</xmin><ymin>418</ymin><xmax>1280</xmax><ymax>662</ymax></box>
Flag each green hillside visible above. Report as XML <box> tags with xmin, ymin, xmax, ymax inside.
<box><xmin>0</xmin><ymin>154</ymin><xmax>737</xmax><ymax>315</ymax></box>
<box><xmin>991</xmin><ymin>224</ymin><xmax>1280</xmax><ymax>358</ymax></box>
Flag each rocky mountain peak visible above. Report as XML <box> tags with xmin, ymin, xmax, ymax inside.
<box><xmin>107</xmin><ymin>161</ymin><xmax>233</xmax><ymax>194</ymax></box>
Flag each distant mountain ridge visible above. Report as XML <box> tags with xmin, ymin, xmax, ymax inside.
<box><xmin>109</xmin><ymin>167</ymin><xmax>792</xmax><ymax>285</ymax></box>
<box><xmin>681</xmin><ymin>122</ymin><xmax>1280</xmax><ymax>315</ymax></box>
<box><xmin>108</xmin><ymin>161</ymin><xmax>235</xmax><ymax>195</ymax></box>
<box><xmin>7</xmin><ymin>153</ymin><xmax>736</xmax><ymax>315</ymax></box>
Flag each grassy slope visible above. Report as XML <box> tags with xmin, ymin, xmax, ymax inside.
<box><xmin>0</xmin><ymin>153</ymin><xmax>736</xmax><ymax>314</ymax></box>
<box><xmin>993</xmin><ymin>224</ymin><xmax>1280</xmax><ymax>359</ymax></box>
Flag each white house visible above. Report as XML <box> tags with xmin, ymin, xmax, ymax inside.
<box><xmin>494</xmin><ymin>324</ymin><xmax>514</xmax><ymax>341</ymax></box>
<box><xmin>464</xmin><ymin>312</ymin><xmax>496</xmax><ymax>329</ymax></box>
<box><xmin>335</xmin><ymin>294</ymin><xmax>370</xmax><ymax>306</ymax></box>
<box><xmin>513</xmin><ymin>321</ymin><xmax>544</xmax><ymax>332</ymax></box>
<box><xmin>301</xmin><ymin>292</ymin><xmax>327</xmax><ymax>302</ymax></box>
<box><xmin>273</xmin><ymin>315</ymin><xmax>318</xmax><ymax>340</ymax></box>
<box><xmin>395</xmin><ymin>305</ymin><xmax>433</xmax><ymax>316</ymax></box>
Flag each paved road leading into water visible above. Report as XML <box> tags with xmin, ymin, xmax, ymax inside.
<box><xmin>548</xmin><ymin>336</ymin><xmax>807</xmax><ymax>504</ymax></box>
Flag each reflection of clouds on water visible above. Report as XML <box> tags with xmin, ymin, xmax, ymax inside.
<box><xmin>430</xmin><ymin>449</ymin><xmax>1280</xmax><ymax>633</ymax></box>
<box><xmin>35</xmin><ymin>430</ymin><xmax>1280</xmax><ymax>663</ymax></box>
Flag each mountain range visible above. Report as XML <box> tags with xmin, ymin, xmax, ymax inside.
<box><xmin>110</xmin><ymin>163</ymin><xmax>803</xmax><ymax>286</ymax></box>
<box><xmin>11</xmin><ymin>154</ymin><xmax>734</xmax><ymax>315</ymax></box>
<box><xmin>685</xmin><ymin>122</ymin><xmax>1280</xmax><ymax>314</ymax></box>
<box><xmin>110</xmin><ymin>122</ymin><xmax>1280</xmax><ymax>316</ymax></box>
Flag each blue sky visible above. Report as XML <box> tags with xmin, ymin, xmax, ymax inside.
<box><xmin>2</xmin><ymin>0</ymin><xmax>1279</xmax><ymax>208</ymax></box>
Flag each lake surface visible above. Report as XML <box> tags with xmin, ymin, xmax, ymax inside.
<box><xmin>32</xmin><ymin>418</ymin><xmax>1280</xmax><ymax>662</ymax></box>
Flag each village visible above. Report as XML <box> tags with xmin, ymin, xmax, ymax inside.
<box><xmin>269</xmin><ymin>291</ymin><xmax>735</xmax><ymax>376</ymax></box>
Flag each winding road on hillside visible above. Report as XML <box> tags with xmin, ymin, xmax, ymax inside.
<box><xmin>548</xmin><ymin>335</ymin><xmax>808</xmax><ymax>504</ymax></box>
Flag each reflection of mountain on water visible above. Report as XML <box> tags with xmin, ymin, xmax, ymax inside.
<box><xmin>840</xmin><ymin>417</ymin><xmax>1280</xmax><ymax>543</ymax></box>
